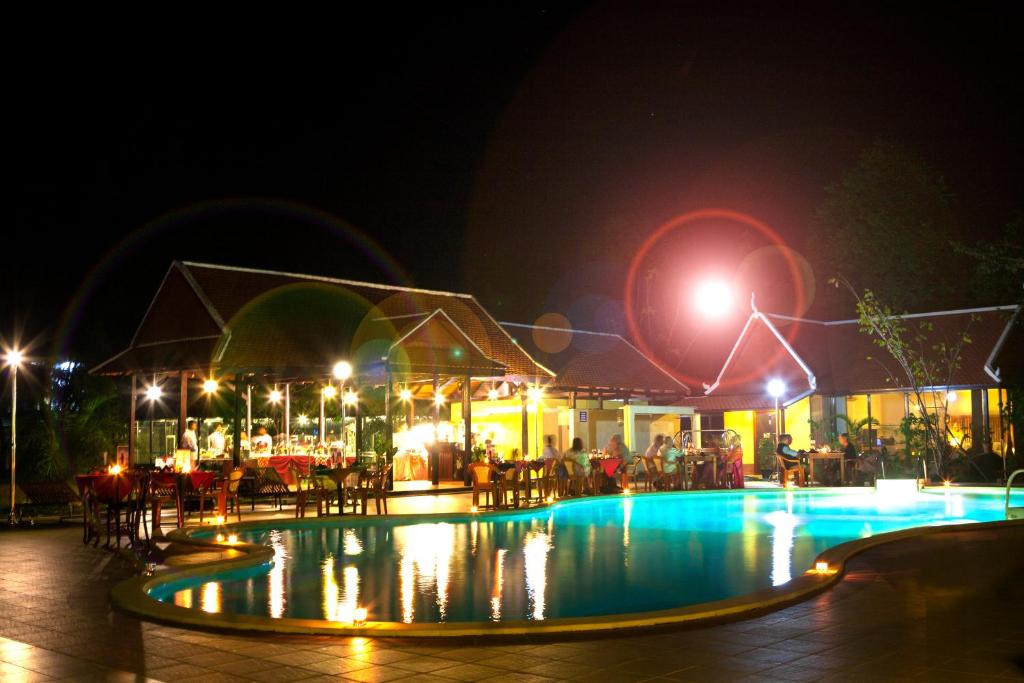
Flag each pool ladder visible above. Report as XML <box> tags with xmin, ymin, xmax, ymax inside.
<box><xmin>1007</xmin><ymin>469</ymin><xmax>1024</xmax><ymax>520</ymax></box>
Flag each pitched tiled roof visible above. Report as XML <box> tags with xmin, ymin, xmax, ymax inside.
<box><xmin>95</xmin><ymin>261</ymin><xmax>552</xmax><ymax>379</ymax></box>
<box><xmin>500</xmin><ymin>322</ymin><xmax>690</xmax><ymax>396</ymax></box>
<box><xmin>699</xmin><ymin>305</ymin><xmax>1018</xmax><ymax>404</ymax></box>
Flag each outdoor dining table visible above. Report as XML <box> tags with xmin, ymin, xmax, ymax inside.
<box><xmin>808</xmin><ymin>451</ymin><xmax>845</xmax><ymax>485</ymax></box>
<box><xmin>683</xmin><ymin>451</ymin><xmax>718</xmax><ymax>490</ymax></box>
<box><xmin>259</xmin><ymin>454</ymin><xmax>336</xmax><ymax>485</ymax></box>
<box><xmin>151</xmin><ymin>470</ymin><xmax>219</xmax><ymax>529</ymax></box>
<box><xmin>75</xmin><ymin>472</ymin><xmax>138</xmax><ymax>547</ymax></box>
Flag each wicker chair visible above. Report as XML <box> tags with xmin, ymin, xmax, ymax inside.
<box><xmin>150</xmin><ymin>474</ymin><xmax>182</xmax><ymax>535</ymax></box>
<box><xmin>468</xmin><ymin>462</ymin><xmax>499</xmax><ymax>509</ymax></box>
<box><xmin>352</xmin><ymin>465</ymin><xmax>391</xmax><ymax>515</ymax></box>
<box><xmin>495</xmin><ymin>465</ymin><xmax>521</xmax><ymax>509</ymax></box>
<box><xmin>563</xmin><ymin>459</ymin><xmax>590</xmax><ymax>496</ymax></box>
<box><xmin>642</xmin><ymin>456</ymin><xmax>661</xmax><ymax>492</ymax></box>
<box><xmin>181</xmin><ymin>474</ymin><xmax>213</xmax><ymax>524</ymax></box>
<box><xmin>523</xmin><ymin>461</ymin><xmax>546</xmax><ymax>504</ymax></box>
<box><xmin>248</xmin><ymin>466</ymin><xmax>291</xmax><ymax>510</ymax></box>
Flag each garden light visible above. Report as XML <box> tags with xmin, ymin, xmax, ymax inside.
<box><xmin>145</xmin><ymin>384</ymin><xmax>163</xmax><ymax>401</ymax></box>
<box><xmin>766</xmin><ymin>379</ymin><xmax>785</xmax><ymax>398</ymax></box>
<box><xmin>344</xmin><ymin>390</ymin><xmax>358</xmax><ymax>407</ymax></box>
<box><xmin>4</xmin><ymin>349</ymin><xmax>23</xmax><ymax>367</ymax></box>
<box><xmin>269</xmin><ymin>389</ymin><xmax>282</xmax><ymax>403</ymax></box>
<box><xmin>487</xmin><ymin>388</ymin><xmax>499</xmax><ymax>401</ymax></box>
<box><xmin>202</xmin><ymin>379</ymin><xmax>218</xmax><ymax>394</ymax></box>
<box><xmin>322</xmin><ymin>385</ymin><xmax>337</xmax><ymax>399</ymax></box>
<box><xmin>527</xmin><ymin>386</ymin><xmax>543</xmax><ymax>402</ymax></box>
<box><xmin>815</xmin><ymin>561</ymin><xmax>829</xmax><ymax>574</ymax></box>
<box><xmin>352</xmin><ymin>607</ymin><xmax>368</xmax><ymax>625</ymax></box>
<box><xmin>433</xmin><ymin>393</ymin><xmax>445</xmax><ymax>407</ymax></box>
<box><xmin>399</xmin><ymin>388</ymin><xmax>412</xmax><ymax>402</ymax></box>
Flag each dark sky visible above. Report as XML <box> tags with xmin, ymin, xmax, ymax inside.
<box><xmin>6</xmin><ymin>2</ymin><xmax>1022</xmax><ymax>367</ymax></box>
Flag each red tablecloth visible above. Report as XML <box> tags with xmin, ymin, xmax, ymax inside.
<box><xmin>258</xmin><ymin>455</ymin><xmax>343</xmax><ymax>485</ymax></box>
<box><xmin>75</xmin><ymin>473</ymin><xmax>137</xmax><ymax>503</ymax></box>
<box><xmin>151</xmin><ymin>471</ymin><xmax>217</xmax><ymax>490</ymax></box>
<box><xmin>594</xmin><ymin>458</ymin><xmax>623</xmax><ymax>477</ymax></box>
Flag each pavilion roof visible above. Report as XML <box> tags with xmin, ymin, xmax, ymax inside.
<box><xmin>499</xmin><ymin>322</ymin><xmax>690</xmax><ymax>397</ymax></box>
<box><xmin>700</xmin><ymin>303</ymin><xmax>1019</xmax><ymax>406</ymax></box>
<box><xmin>93</xmin><ymin>261</ymin><xmax>551</xmax><ymax>381</ymax></box>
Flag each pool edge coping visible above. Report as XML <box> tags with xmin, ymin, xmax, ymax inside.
<box><xmin>110</xmin><ymin>490</ymin><xmax>1024</xmax><ymax>638</ymax></box>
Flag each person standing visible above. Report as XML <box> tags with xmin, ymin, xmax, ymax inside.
<box><xmin>181</xmin><ymin>420</ymin><xmax>199</xmax><ymax>470</ymax></box>
<box><xmin>208</xmin><ymin>422</ymin><xmax>226</xmax><ymax>457</ymax></box>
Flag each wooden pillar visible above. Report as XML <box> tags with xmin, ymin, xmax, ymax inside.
<box><xmin>128</xmin><ymin>374</ymin><xmax>137</xmax><ymax>465</ymax></box>
<box><xmin>384</xmin><ymin>369</ymin><xmax>394</xmax><ymax>490</ymax></box>
<box><xmin>431</xmin><ymin>373</ymin><xmax>441</xmax><ymax>485</ymax></box>
<box><xmin>462</xmin><ymin>375</ymin><xmax>472</xmax><ymax>465</ymax></box>
<box><xmin>284</xmin><ymin>383</ymin><xmax>291</xmax><ymax>452</ymax></box>
<box><xmin>521</xmin><ymin>386</ymin><xmax>529</xmax><ymax>458</ymax></box>
<box><xmin>179</xmin><ymin>371</ymin><xmax>189</xmax><ymax>441</ymax></box>
<box><xmin>232</xmin><ymin>375</ymin><xmax>242</xmax><ymax>467</ymax></box>
<box><xmin>569</xmin><ymin>390</ymin><xmax>577</xmax><ymax>410</ymax></box>
<box><xmin>354</xmin><ymin>389</ymin><xmax>363</xmax><ymax>454</ymax></box>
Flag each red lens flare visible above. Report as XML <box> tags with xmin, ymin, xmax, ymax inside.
<box><xmin>624</xmin><ymin>208</ymin><xmax>807</xmax><ymax>392</ymax></box>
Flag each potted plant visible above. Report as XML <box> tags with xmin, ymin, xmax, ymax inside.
<box><xmin>757</xmin><ymin>434</ymin><xmax>776</xmax><ymax>480</ymax></box>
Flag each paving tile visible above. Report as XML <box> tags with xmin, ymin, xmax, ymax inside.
<box><xmin>340</xmin><ymin>664</ymin><xmax>420</xmax><ymax>682</ymax></box>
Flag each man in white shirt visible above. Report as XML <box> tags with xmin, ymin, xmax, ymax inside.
<box><xmin>181</xmin><ymin>420</ymin><xmax>199</xmax><ymax>453</ymax></box>
<box><xmin>252</xmin><ymin>425</ymin><xmax>273</xmax><ymax>453</ymax></box>
<box><xmin>208</xmin><ymin>422</ymin><xmax>226</xmax><ymax>456</ymax></box>
<box><xmin>541</xmin><ymin>435</ymin><xmax>560</xmax><ymax>461</ymax></box>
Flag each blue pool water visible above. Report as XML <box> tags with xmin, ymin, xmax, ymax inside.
<box><xmin>150</xmin><ymin>488</ymin><xmax>1021</xmax><ymax>623</ymax></box>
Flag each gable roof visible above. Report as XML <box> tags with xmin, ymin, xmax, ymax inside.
<box><xmin>94</xmin><ymin>261</ymin><xmax>552</xmax><ymax>380</ymax></box>
<box><xmin>701</xmin><ymin>301</ymin><xmax>1019</xmax><ymax>404</ymax></box>
<box><xmin>500</xmin><ymin>322</ymin><xmax>690</xmax><ymax>397</ymax></box>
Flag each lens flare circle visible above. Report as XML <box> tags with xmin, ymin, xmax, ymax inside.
<box><xmin>624</xmin><ymin>208</ymin><xmax>807</xmax><ymax>391</ymax></box>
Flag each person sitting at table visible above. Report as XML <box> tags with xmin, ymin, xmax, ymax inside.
<box><xmin>839</xmin><ymin>432</ymin><xmax>875</xmax><ymax>485</ymax></box>
<box><xmin>660</xmin><ymin>435</ymin><xmax>682</xmax><ymax>476</ymax></box>
<box><xmin>251</xmin><ymin>425</ymin><xmax>273</xmax><ymax>453</ymax></box>
<box><xmin>721</xmin><ymin>433</ymin><xmax>745</xmax><ymax>488</ymax></box>
<box><xmin>541</xmin><ymin>435</ymin><xmax>560</xmax><ymax>461</ymax></box>
<box><xmin>565</xmin><ymin>437</ymin><xmax>591</xmax><ymax>479</ymax></box>
<box><xmin>208</xmin><ymin>422</ymin><xmax>226</xmax><ymax>457</ymax></box>
<box><xmin>776</xmin><ymin>434</ymin><xmax>806</xmax><ymax>486</ymax></box>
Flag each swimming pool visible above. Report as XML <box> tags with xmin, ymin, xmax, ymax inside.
<box><xmin>147</xmin><ymin>487</ymin><xmax>1021</xmax><ymax>628</ymax></box>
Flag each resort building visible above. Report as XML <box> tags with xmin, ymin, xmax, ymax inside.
<box><xmin>681</xmin><ymin>298</ymin><xmax>1021</xmax><ymax>474</ymax></box>
<box><xmin>94</xmin><ymin>261</ymin><xmax>692</xmax><ymax>480</ymax></box>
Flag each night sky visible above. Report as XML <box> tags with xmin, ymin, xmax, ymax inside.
<box><xmin>6</xmin><ymin>3</ymin><xmax>1021</xmax><ymax>368</ymax></box>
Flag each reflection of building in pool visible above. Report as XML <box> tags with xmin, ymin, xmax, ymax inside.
<box><xmin>679</xmin><ymin>298</ymin><xmax>1021</xmax><ymax>474</ymax></box>
<box><xmin>93</xmin><ymin>261</ymin><xmax>692</xmax><ymax>482</ymax></box>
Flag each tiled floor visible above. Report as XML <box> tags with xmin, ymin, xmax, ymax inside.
<box><xmin>1</xmin><ymin>498</ymin><xmax>1022</xmax><ymax>682</ymax></box>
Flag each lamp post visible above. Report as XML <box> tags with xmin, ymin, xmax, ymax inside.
<box><xmin>333</xmin><ymin>361</ymin><xmax>352</xmax><ymax>459</ymax></box>
<box><xmin>145</xmin><ymin>380</ymin><xmax>162</xmax><ymax>465</ymax></box>
<box><xmin>6</xmin><ymin>349</ymin><xmax>23</xmax><ymax>525</ymax></box>
<box><xmin>767</xmin><ymin>378</ymin><xmax>785</xmax><ymax>445</ymax></box>
<box><xmin>527</xmin><ymin>385</ymin><xmax>543</xmax><ymax>459</ymax></box>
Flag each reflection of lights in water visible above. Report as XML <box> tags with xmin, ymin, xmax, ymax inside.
<box><xmin>323</xmin><ymin>553</ymin><xmax>361</xmax><ymax>622</ymax></box>
<box><xmin>323</xmin><ymin>555</ymin><xmax>338</xmax><ymax>621</ymax></box>
<box><xmin>201</xmin><ymin>582</ymin><xmax>221</xmax><ymax>614</ymax></box>
<box><xmin>344</xmin><ymin>529</ymin><xmax>363</xmax><ymax>556</ymax></box>
<box><xmin>944</xmin><ymin>493</ymin><xmax>965</xmax><ymax>518</ymax></box>
<box><xmin>395</xmin><ymin>523</ymin><xmax>455</xmax><ymax>622</ymax></box>
<box><xmin>269</xmin><ymin>530</ymin><xmax>286</xmax><ymax>618</ymax></box>
<box><xmin>490</xmin><ymin>548</ymin><xmax>507</xmax><ymax>621</ymax></box>
<box><xmin>860</xmin><ymin>523</ymin><xmax>873</xmax><ymax>538</ymax></box>
<box><xmin>764</xmin><ymin>510</ymin><xmax>797</xmax><ymax>587</ymax></box>
<box><xmin>471</xmin><ymin>519</ymin><xmax>478</xmax><ymax>556</ymax></box>
<box><xmin>622</xmin><ymin>498</ymin><xmax>632</xmax><ymax>550</ymax></box>
<box><xmin>523</xmin><ymin>530</ymin><xmax>552</xmax><ymax>620</ymax></box>
<box><xmin>173</xmin><ymin>589</ymin><xmax>193</xmax><ymax>609</ymax></box>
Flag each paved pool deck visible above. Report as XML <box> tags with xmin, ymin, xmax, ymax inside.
<box><xmin>0</xmin><ymin>493</ymin><xmax>1022</xmax><ymax>682</ymax></box>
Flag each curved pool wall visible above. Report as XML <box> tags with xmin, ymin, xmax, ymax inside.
<box><xmin>118</xmin><ymin>488</ymin><xmax>1024</xmax><ymax>636</ymax></box>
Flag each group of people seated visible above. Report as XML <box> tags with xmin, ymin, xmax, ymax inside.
<box><xmin>776</xmin><ymin>432</ymin><xmax>877</xmax><ymax>486</ymax></box>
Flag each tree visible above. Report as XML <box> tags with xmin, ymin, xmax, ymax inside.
<box><xmin>811</xmin><ymin>141</ymin><xmax>959</xmax><ymax>314</ymax></box>
<box><xmin>831</xmin><ymin>280</ymin><xmax>974</xmax><ymax>478</ymax></box>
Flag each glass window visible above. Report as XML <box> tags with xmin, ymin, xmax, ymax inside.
<box><xmin>873</xmin><ymin>392</ymin><xmax>907</xmax><ymax>452</ymax></box>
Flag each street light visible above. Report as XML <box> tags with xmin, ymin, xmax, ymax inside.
<box><xmin>202</xmin><ymin>378</ymin><xmax>218</xmax><ymax>394</ymax></box>
<box><xmin>433</xmin><ymin>392</ymin><xmax>446</xmax><ymax>407</ymax></box>
<box><xmin>487</xmin><ymin>388</ymin><xmax>499</xmax><ymax>401</ymax></box>
<box><xmin>333</xmin><ymin>361</ymin><xmax>353</xmax><ymax>459</ymax></box>
<box><xmin>399</xmin><ymin>388</ymin><xmax>412</xmax><ymax>402</ymax></box>
<box><xmin>144</xmin><ymin>379</ymin><xmax>162</xmax><ymax>469</ymax></box>
<box><xmin>268</xmin><ymin>388</ymin><xmax>282</xmax><ymax>403</ymax></box>
<box><xmin>5</xmin><ymin>349</ymin><xmax>23</xmax><ymax>525</ymax></box>
<box><xmin>767</xmin><ymin>378</ymin><xmax>785</xmax><ymax>446</ymax></box>
<box><xmin>344</xmin><ymin>390</ymin><xmax>358</xmax><ymax>407</ymax></box>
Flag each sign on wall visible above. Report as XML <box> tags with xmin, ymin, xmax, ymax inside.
<box><xmin>578</xmin><ymin>410</ymin><xmax>588</xmax><ymax>423</ymax></box>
